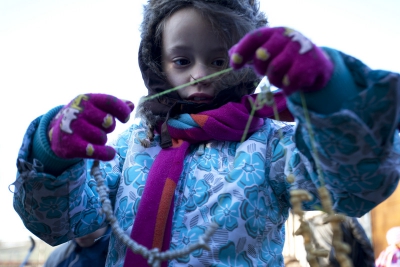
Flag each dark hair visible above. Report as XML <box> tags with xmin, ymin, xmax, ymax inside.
<box><xmin>140</xmin><ymin>0</ymin><xmax>267</xmax><ymax>76</ymax></box>
<box><xmin>154</xmin><ymin>2</ymin><xmax>261</xmax><ymax>63</ymax></box>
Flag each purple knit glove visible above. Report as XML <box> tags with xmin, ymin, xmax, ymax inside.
<box><xmin>229</xmin><ymin>27</ymin><xmax>334</xmax><ymax>95</ymax></box>
<box><xmin>48</xmin><ymin>94</ymin><xmax>134</xmax><ymax>161</ymax></box>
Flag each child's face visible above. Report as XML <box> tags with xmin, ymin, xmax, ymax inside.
<box><xmin>161</xmin><ymin>7</ymin><xmax>227</xmax><ymax>104</ymax></box>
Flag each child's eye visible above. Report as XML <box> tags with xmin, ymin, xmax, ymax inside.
<box><xmin>212</xmin><ymin>59</ymin><xmax>226</xmax><ymax>67</ymax></box>
<box><xmin>173</xmin><ymin>58</ymin><xmax>190</xmax><ymax>66</ymax></box>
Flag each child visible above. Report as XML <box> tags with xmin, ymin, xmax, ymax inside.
<box><xmin>12</xmin><ymin>0</ymin><xmax>400</xmax><ymax>266</ymax></box>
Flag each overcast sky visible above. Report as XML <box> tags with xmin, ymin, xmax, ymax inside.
<box><xmin>1</xmin><ymin>0</ymin><xmax>399</xmax><ymax>243</ymax></box>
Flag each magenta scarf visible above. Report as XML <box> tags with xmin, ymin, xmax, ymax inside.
<box><xmin>123</xmin><ymin>92</ymin><xmax>292</xmax><ymax>266</ymax></box>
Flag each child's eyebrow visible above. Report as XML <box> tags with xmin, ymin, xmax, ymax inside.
<box><xmin>209</xmin><ymin>47</ymin><xmax>228</xmax><ymax>54</ymax></box>
<box><xmin>164</xmin><ymin>45</ymin><xmax>191</xmax><ymax>54</ymax></box>
<box><xmin>165</xmin><ymin>45</ymin><xmax>227</xmax><ymax>54</ymax></box>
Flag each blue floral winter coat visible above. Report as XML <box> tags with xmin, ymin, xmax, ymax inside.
<box><xmin>13</xmin><ymin>49</ymin><xmax>400</xmax><ymax>267</ymax></box>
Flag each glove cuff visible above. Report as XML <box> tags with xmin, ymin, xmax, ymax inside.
<box><xmin>32</xmin><ymin>105</ymin><xmax>81</xmax><ymax>176</ymax></box>
<box><xmin>288</xmin><ymin>47</ymin><xmax>361</xmax><ymax>114</ymax></box>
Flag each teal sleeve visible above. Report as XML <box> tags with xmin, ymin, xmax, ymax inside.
<box><xmin>289</xmin><ymin>47</ymin><xmax>362</xmax><ymax>114</ymax></box>
<box><xmin>31</xmin><ymin>105</ymin><xmax>81</xmax><ymax>175</ymax></box>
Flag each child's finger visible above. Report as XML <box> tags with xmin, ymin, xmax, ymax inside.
<box><xmin>285</xmin><ymin>47</ymin><xmax>333</xmax><ymax>93</ymax></box>
<box><xmin>264</xmin><ymin>41</ymin><xmax>301</xmax><ymax>89</ymax></box>
<box><xmin>79</xmin><ymin>103</ymin><xmax>117</xmax><ymax>134</ymax></box>
<box><xmin>83</xmin><ymin>144</ymin><xmax>116</xmax><ymax>161</ymax></box>
<box><xmin>52</xmin><ymin>134</ymin><xmax>116</xmax><ymax>161</ymax></box>
<box><xmin>229</xmin><ymin>27</ymin><xmax>281</xmax><ymax>70</ymax></box>
<box><xmin>86</xmin><ymin>94</ymin><xmax>135</xmax><ymax>123</ymax></box>
<box><xmin>251</xmin><ymin>30</ymin><xmax>291</xmax><ymax>76</ymax></box>
<box><xmin>69</xmin><ymin>120</ymin><xmax>109</xmax><ymax>145</ymax></box>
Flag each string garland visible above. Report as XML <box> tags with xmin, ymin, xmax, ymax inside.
<box><xmin>90</xmin><ymin>68</ymin><xmax>353</xmax><ymax>267</ymax></box>
<box><xmin>141</xmin><ymin>68</ymin><xmax>233</xmax><ymax>102</ymax></box>
<box><xmin>250</xmin><ymin>81</ymin><xmax>353</xmax><ymax>266</ymax></box>
<box><xmin>298</xmin><ymin>92</ymin><xmax>353</xmax><ymax>267</ymax></box>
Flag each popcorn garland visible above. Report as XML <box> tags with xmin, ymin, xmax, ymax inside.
<box><xmin>319</xmin><ymin>187</ymin><xmax>353</xmax><ymax>267</ymax></box>
<box><xmin>290</xmin><ymin>91</ymin><xmax>353</xmax><ymax>267</ymax></box>
<box><xmin>289</xmin><ymin>189</ymin><xmax>329</xmax><ymax>267</ymax></box>
<box><xmin>261</xmin><ymin>83</ymin><xmax>354</xmax><ymax>267</ymax></box>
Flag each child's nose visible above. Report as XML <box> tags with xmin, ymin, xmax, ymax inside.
<box><xmin>190</xmin><ymin>65</ymin><xmax>211</xmax><ymax>84</ymax></box>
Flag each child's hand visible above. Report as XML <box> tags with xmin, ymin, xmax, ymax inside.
<box><xmin>48</xmin><ymin>94</ymin><xmax>134</xmax><ymax>161</ymax></box>
<box><xmin>229</xmin><ymin>27</ymin><xmax>334</xmax><ymax>95</ymax></box>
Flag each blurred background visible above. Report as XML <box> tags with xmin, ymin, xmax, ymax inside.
<box><xmin>1</xmin><ymin>0</ymin><xmax>399</xmax><ymax>266</ymax></box>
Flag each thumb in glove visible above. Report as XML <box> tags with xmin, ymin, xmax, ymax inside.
<box><xmin>229</xmin><ymin>27</ymin><xmax>334</xmax><ymax>95</ymax></box>
<box><xmin>48</xmin><ymin>93</ymin><xmax>134</xmax><ymax>161</ymax></box>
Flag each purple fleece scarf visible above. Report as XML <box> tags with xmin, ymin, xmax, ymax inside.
<box><xmin>123</xmin><ymin>93</ymin><xmax>292</xmax><ymax>266</ymax></box>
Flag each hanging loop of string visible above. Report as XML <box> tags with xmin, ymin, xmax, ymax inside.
<box><xmin>91</xmin><ymin>160</ymin><xmax>218</xmax><ymax>267</ymax></box>
<box><xmin>141</xmin><ymin>68</ymin><xmax>233</xmax><ymax>102</ymax></box>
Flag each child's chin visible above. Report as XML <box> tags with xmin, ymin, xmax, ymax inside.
<box><xmin>189</xmin><ymin>100</ymin><xmax>213</xmax><ymax>104</ymax></box>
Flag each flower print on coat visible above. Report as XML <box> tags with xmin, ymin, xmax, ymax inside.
<box><xmin>248</xmin><ymin>127</ymin><xmax>268</xmax><ymax>144</ymax></box>
<box><xmin>240</xmin><ymin>186</ymin><xmax>268</xmax><ymax>238</ymax></box>
<box><xmin>172</xmin><ymin>202</ymin><xmax>187</xmax><ymax>229</ymax></box>
<box><xmin>43</xmin><ymin>181</ymin><xmax>69</xmax><ymax>191</ymax></box>
<box><xmin>271</xmin><ymin>138</ymin><xmax>285</xmax><ymax>162</ymax></box>
<box><xmin>107</xmin><ymin>235</ymin><xmax>120</xmax><ymax>266</ymax></box>
<box><xmin>316</xmin><ymin>128</ymin><xmax>359</xmax><ymax>157</ymax></box>
<box><xmin>17</xmin><ymin>192</ymin><xmax>39</xmax><ymax>212</ymax></box>
<box><xmin>227</xmin><ymin>151</ymin><xmax>265</xmax><ymax>187</ymax></box>
<box><xmin>123</xmin><ymin>152</ymin><xmax>153</xmax><ymax>186</ymax></box>
<box><xmin>101</xmin><ymin>160</ymin><xmax>122</xmax><ymax>192</ymax></box>
<box><xmin>268</xmin><ymin>179</ymin><xmax>291</xmax><ymax>216</ymax></box>
<box><xmin>326</xmin><ymin>157</ymin><xmax>385</xmax><ymax>195</ymax></box>
<box><xmin>258</xmin><ymin>224</ymin><xmax>285</xmax><ymax>266</ymax></box>
<box><xmin>185</xmin><ymin>177</ymin><xmax>211</xmax><ymax>212</ymax></box>
<box><xmin>210</xmin><ymin>193</ymin><xmax>240</xmax><ymax>231</ymax></box>
<box><xmin>259</xmin><ymin>236</ymin><xmax>284</xmax><ymax>265</ymax></box>
<box><xmin>113</xmin><ymin>132</ymin><xmax>130</xmax><ymax>156</ymax></box>
<box><xmin>115</xmin><ymin>196</ymin><xmax>134</xmax><ymax>231</ymax></box>
<box><xmin>69</xmin><ymin>186</ymin><xmax>84</xmax><ymax>210</ymax></box>
<box><xmin>197</xmin><ymin>147</ymin><xmax>220</xmax><ymax>171</ymax></box>
<box><xmin>39</xmin><ymin>195</ymin><xmax>69</xmax><ymax>219</ymax></box>
<box><xmin>263</xmin><ymin>189</ymin><xmax>282</xmax><ymax>224</ymax></box>
<box><xmin>228</xmin><ymin>142</ymin><xmax>240</xmax><ymax>157</ymax></box>
<box><xmin>18</xmin><ymin>117</ymin><xmax>41</xmax><ymax>160</ymax></box>
<box><xmin>25</xmin><ymin>216</ymin><xmax>52</xmax><ymax>236</ymax></box>
<box><xmin>211</xmin><ymin>241</ymin><xmax>252</xmax><ymax>267</ymax></box>
<box><xmin>13</xmin><ymin>195</ymin><xmax>29</xmax><ymax>220</ymax></box>
<box><xmin>351</xmin><ymin>85</ymin><xmax>391</xmax><ymax>130</ymax></box>
<box><xmin>52</xmin><ymin>217</ymin><xmax>70</xmax><ymax>233</ymax></box>
<box><xmin>73</xmin><ymin>209</ymin><xmax>104</xmax><ymax>236</ymax></box>
<box><xmin>180</xmin><ymin>156</ymin><xmax>198</xmax><ymax>181</ymax></box>
<box><xmin>170</xmin><ymin>225</ymin><xmax>207</xmax><ymax>263</ymax></box>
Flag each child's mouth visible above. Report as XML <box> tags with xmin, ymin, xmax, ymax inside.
<box><xmin>187</xmin><ymin>94</ymin><xmax>213</xmax><ymax>104</ymax></box>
